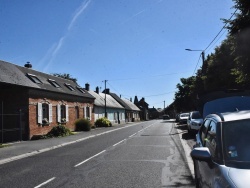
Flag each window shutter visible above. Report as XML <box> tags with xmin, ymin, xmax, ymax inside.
<box><xmin>38</xmin><ymin>103</ymin><xmax>42</xmax><ymax>124</ymax></box>
<box><xmin>57</xmin><ymin>104</ymin><xmax>61</xmax><ymax>123</ymax></box>
<box><xmin>66</xmin><ymin>105</ymin><xmax>69</xmax><ymax>122</ymax></box>
<box><xmin>84</xmin><ymin>107</ymin><xmax>86</xmax><ymax>118</ymax></box>
<box><xmin>49</xmin><ymin>104</ymin><xmax>53</xmax><ymax>123</ymax></box>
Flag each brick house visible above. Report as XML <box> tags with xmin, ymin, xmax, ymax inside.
<box><xmin>0</xmin><ymin>60</ymin><xmax>95</xmax><ymax>142</ymax></box>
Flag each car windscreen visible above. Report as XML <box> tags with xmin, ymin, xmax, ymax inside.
<box><xmin>191</xmin><ymin>112</ymin><xmax>202</xmax><ymax>119</ymax></box>
<box><xmin>180</xmin><ymin>113</ymin><xmax>189</xmax><ymax>117</ymax></box>
<box><xmin>223</xmin><ymin>119</ymin><xmax>250</xmax><ymax>167</ymax></box>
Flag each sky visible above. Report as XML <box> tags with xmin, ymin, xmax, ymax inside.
<box><xmin>0</xmin><ymin>0</ymin><xmax>235</xmax><ymax>109</ymax></box>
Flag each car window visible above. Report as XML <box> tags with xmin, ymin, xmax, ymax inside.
<box><xmin>205</xmin><ymin>121</ymin><xmax>218</xmax><ymax>159</ymax></box>
<box><xmin>200</xmin><ymin>119</ymin><xmax>211</xmax><ymax>146</ymax></box>
<box><xmin>223</xmin><ymin>119</ymin><xmax>250</xmax><ymax>162</ymax></box>
<box><xmin>191</xmin><ymin>112</ymin><xmax>202</xmax><ymax>119</ymax></box>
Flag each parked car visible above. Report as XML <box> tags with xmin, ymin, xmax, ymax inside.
<box><xmin>191</xmin><ymin>110</ymin><xmax>250</xmax><ymax>188</ymax></box>
<box><xmin>187</xmin><ymin>111</ymin><xmax>203</xmax><ymax>133</ymax></box>
<box><xmin>178</xmin><ymin>113</ymin><xmax>189</xmax><ymax>124</ymax></box>
<box><xmin>175</xmin><ymin>114</ymin><xmax>180</xmax><ymax>122</ymax></box>
<box><xmin>162</xmin><ymin>114</ymin><xmax>170</xmax><ymax>120</ymax></box>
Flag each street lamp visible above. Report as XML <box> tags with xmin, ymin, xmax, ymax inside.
<box><xmin>185</xmin><ymin>49</ymin><xmax>205</xmax><ymax>66</ymax></box>
<box><xmin>185</xmin><ymin>49</ymin><xmax>205</xmax><ymax>75</ymax></box>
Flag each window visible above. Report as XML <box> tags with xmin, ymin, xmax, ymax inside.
<box><xmin>76</xmin><ymin>86</ymin><xmax>85</xmax><ymax>93</ymax></box>
<box><xmin>84</xmin><ymin>106</ymin><xmax>91</xmax><ymax>120</ymax></box>
<box><xmin>65</xmin><ymin>83</ymin><xmax>75</xmax><ymax>91</ymax></box>
<box><xmin>75</xmin><ymin>106</ymin><xmax>79</xmax><ymax>119</ymax></box>
<box><xmin>205</xmin><ymin>121</ymin><xmax>217</xmax><ymax>159</ymax></box>
<box><xmin>57</xmin><ymin>104</ymin><xmax>69</xmax><ymax>123</ymax></box>
<box><xmin>48</xmin><ymin>79</ymin><xmax>61</xmax><ymax>88</ymax></box>
<box><xmin>200</xmin><ymin>119</ymin><xmax>211</xmax><ymax>146</ymax></box>
<box><xmin>27</xmin><ymin>73</ymin><xmax>42</xmax><ymax>84</ymax></box>
<box><xmin>37</xmin><ymin>103</ymin><xmax>52</xmax><ymax>124</ymax></box>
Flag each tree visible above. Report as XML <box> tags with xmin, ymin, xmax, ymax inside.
<box><xmin>52</xmin><ymin>73</ymin><xmax>77</xmax><ymax>83</ymax></box>
<box><xmin>224</xmin><ymin>0</ymin><xmax>250</xmax><ymax>87</ymax></box>
<box><xmin>173</xmin><ymin>77</ymin><xmax>197</xmax><ymax>112</ymax></box>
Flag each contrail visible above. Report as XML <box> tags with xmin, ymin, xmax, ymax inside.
<box><xmin>41</xmin><ymin>0</ymin><xmax>92</xmax><ymax>72</ymax></box>
<box><xmin>121</xmin><ymin>9</ymin><xmax>146</xmax><ymax>25</ymax></box>
<box><xmin>68</xmin><ymin>0</ymin><xmax>92</xmax><ymax>30</ymax></box>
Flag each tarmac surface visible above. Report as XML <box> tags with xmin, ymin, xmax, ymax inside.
<box><xmin>0</xmin><ymin>123</ymin><xmax>138</xmax><ymax>165</ymax></box>
<box><xmin>0</xmin><ymin>120</ymin><xmax>194</xmax><ymax>180</ymax></box>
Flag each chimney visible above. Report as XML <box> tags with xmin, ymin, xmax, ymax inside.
<box><xmin>103</xmin><ymin>88</ymin><xmax>110</xmax><ymax>94</ymax></box>
<box><xmin>130</xmin><ymin>98</ymin><xmax>132</xmax><ymax>102</ymax></box>
<box><xmin>24</xmin><ymin>62</ymin><xmax>32</xmax><ymax>68</ymax></box>
<box><xmin>96</xmin><ymin>86</ymin><xmax>99</xmax><ymax>94</ymax></box>
<box><xmin>85</xmin><ymin>83</ymin><xmax>90</xmax><ymax>91</ymax></box>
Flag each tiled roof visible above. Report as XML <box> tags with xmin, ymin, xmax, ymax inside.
<box><xmin>88</xmin><ymin>90</ymin><xmax>124</xmax><ymax>109</ymax></box>
<box><xmin>0</xmin><ymin>60</ymin><xmax>95</xmax><ymax>99</ymax></box>
<box><xmin>107</xmin><ymin>93</ymin><xmax>140</xmax><ymax>111</ymax></box>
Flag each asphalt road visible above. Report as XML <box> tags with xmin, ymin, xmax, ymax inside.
<box><xmin>0</xmin><ymin>120</ymin><xmax>195</xmax><ymax>188</ymax></box>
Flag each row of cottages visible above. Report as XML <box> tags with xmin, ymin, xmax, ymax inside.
<box><xmin>0</xmin><ymin>60</ymin><xmax>95</xmax><ymax>142</ymax></box>
<box><xmin>107</xmin><ymin>90</ymin><xmax>141</xmax><ymax>122</ymax></box>
<box><xmin>86</xmin><ymin>85</ymin><xmax>126</xmax><ymax>125</ymax></box>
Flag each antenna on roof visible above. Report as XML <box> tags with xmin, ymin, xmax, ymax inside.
<box><xmin>235</xmin><ymin>108</ymin><xmax>239</xmax><ymax>111</ymax></box>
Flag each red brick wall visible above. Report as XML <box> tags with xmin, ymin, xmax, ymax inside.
<box><xmin>28</xmin><ymin>97</ymin><xmax>94</xmax><ymax>139</ymax></box>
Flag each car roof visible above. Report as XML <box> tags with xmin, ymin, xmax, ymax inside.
<box><xmin>206</xmin><ymin>110</ymin><xmax>250</xmax><ymax>122</ymax></box>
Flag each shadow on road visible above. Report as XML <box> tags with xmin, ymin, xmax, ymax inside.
<box><xmin>175</xmin><ymin>124</ymin><xmax>196</xmax><ymax>141</ymax></box>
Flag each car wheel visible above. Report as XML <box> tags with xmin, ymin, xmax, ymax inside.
<box><xmin>193</xmin><ymin>161</ymin><xmax>201</xmax><ymax>188</ymax></box>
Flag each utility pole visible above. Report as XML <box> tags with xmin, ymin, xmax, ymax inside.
<box><xmin>185</xmin><ymin>49</ymin><xmax>205</xmax><ymax>73</ymax></box>
<box><xmin>104</xmin><ymin>80</ymin><xmax>107</xmax><ymax>118</ymax></box>
<box><xmin>164</xmin><ymin>101</ymin><xmax>165</xmax><ymax>114</ymax></box>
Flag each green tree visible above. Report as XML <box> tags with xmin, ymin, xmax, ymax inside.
<box><xmin>52</xmin><ymin>73</ymin><xmax>77</xmax><ymax>83</ymax></box>
<box><xmin>174</xmin><ymin>77</ymin><xmax>196</xmax><ymax>112</ymax></box>
<box><xmin>224</xmin><ymin>0</ymin><xmax>250</xmax><ymax>86</ymax></box>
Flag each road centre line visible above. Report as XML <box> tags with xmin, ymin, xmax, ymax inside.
<box><xmin>113</xmin><ymin>139</ymin><xmax>127</xmax><ymax>147</ymax></box>
<box><xmin>74</xmin><ymin>150</ymin><xmax>106</xmax><ymax>167</ymax></box>
<box><xmin>129</xmin><ymin>133</ymin><xmax>137</xmax><ymax>137</ymax></box>
<box><xmin>34</xmin><ymin>177</ymin><xmax>56</xmax><ymax>188</ymax></box>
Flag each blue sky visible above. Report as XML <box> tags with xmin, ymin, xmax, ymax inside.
<box><xmin>0</xmin><ymin>0</ymin><xmax>235</xmax><ymax>109</ymax></box>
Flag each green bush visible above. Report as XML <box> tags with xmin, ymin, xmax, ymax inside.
<box><xmin>75</xmin><ymin>118</ymin><xmax>91</xmax><ymax>131</ymax></box>
<box><xmin>46</xmin><ymin>124</ymin><xmax>73</xmax><ymax>137</ymax></box>
<box><xmin>95</xmin><ymin>117</ymin><xmax>112</xmax><ymax>127</ymax></box>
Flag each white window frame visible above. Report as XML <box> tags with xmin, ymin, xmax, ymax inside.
<box><xmin>38</xmin><ymin>103</ymin><xmax>52</xmax><ymax>124</ymax></box>
<box><xmin>57</xmin><ymin>104</ymin><xmax>69</xmax><ymax>123</ymax></box>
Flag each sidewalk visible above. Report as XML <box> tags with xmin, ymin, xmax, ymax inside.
<box><xmin>0</xmin><ymin>123</ymin><xmax>137</xmax><ymax>165</ymax></box>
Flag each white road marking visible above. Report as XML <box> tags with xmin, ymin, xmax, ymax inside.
<box><xmin>34</xmin><ymin>177</ymin><xmax>55</xmax><ymax>188</ymax></box>
<box><xmin>113</xmin><ymin>139</ymin><xmax>126</xmax><ymax>147</ymax></box>
<box><xmin>74</xmin><ymin>150</ymin><xmax>106</xmax><ymax>167</ymax></box>
<box><xmin>129</xmin><ymin>133</ymin><xmax>137</xmax><ymax>137</ymax></box>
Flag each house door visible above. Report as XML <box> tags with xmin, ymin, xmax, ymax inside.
<box><xmin>117</xmin><ymin>112</ymin><xmax>120</xmax><ymax>124</ymax></box>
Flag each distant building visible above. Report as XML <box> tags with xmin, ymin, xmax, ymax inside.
<box><xmin>148</xmin><ymin>107</ymin><xmax>163</xmax><ymax>119</ymax></box>
<box><xmin>108</xmin><ymin>92</ymin><xmax>140</xmax><ymax>122</ymax></box>
<box><xmin>134</xmin><ymin>96</ymin><xmax>149</xmax><ymax>121</ymax></box>
<box><xmin>86</xmin><ymin>85</ymin><xmax>125</xmax><ymax>125</ymax></box>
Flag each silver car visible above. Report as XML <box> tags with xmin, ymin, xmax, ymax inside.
<box><xmin>191</xmin><ymin>111</ymin><xmax>250</xmax><ymax>187</ymax></box>
<box><xmin>187</xmin><ymin>111</ymin><xmax>203</xmax><ymax>133</ymax></box>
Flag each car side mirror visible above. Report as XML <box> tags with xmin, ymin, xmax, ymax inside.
<box><xmin>191</xmin><ymin>147</ymin><xmax>211</xmax><ymax>162</ymax></box>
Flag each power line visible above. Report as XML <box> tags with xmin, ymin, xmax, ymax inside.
<box><xmin>192</xmin><ymin>54</ymin><xmax>202</xmax><ymax>76</ymax></box>
<box><xmin>204</xmin><ymin>8</ymin><xmax>238</xmax><ymax>52</ymax></box>
<box><xmin>192</xmin><ymin>8</ymin><xmax>238</xmax><ymax>75</ymax></box>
